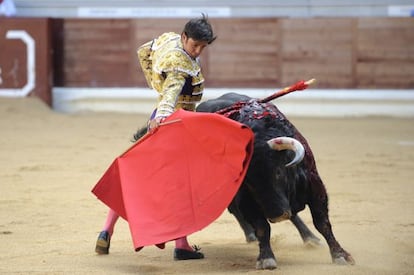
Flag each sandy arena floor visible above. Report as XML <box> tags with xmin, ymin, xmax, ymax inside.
<box><xmin>0</xmin><ymin>97</ymin><xmax>413</xmax><ymax>274</ymax></box>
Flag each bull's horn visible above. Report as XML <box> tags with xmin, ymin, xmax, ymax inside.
<box><xmin>267</xmin><ymin>137</ymin><xmax>305</xmax><ymax>167</ymax></box>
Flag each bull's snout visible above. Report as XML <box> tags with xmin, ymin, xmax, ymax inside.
<box><xmin>268</xmin><ymin>210</ymin><xmax>292</xmax><ymax>223</ymax></box>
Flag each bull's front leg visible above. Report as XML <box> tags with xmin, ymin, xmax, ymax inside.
<box><xmin>309</xmin><ymin>178</ymin><xmax>355</xmax><ymax>265</ymax></box>
<box><xmin>239</xmin><ymin>191</ymin><xmax>277</xmax><ymax>270</ymax></box>
<box><xmin>253</xmin><ymin>218</ymin><xmax>277</xmax><ymax>270</ymax></box>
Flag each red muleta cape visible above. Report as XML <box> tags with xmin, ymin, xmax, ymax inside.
<box><xmin>92</xmin><ymin>109</ymin><xmax>254</xmax><ymax>250</ymax></box>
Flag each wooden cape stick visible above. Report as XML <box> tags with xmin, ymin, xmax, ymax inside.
<box><xmin>120</xmin><ymin>78</ymin><xmax>316</xmax><ymax>156</ymax></box>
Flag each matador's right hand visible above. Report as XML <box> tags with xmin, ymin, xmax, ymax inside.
<box><xmin>148</xmin><ymin>117</ymin><xmax>165</xmax><ymax>133</ymax></box>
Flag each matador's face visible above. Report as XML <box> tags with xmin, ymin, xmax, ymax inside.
<box><xmin>181</xmin><ymin>33</ymin><xmax>209</xmax><ymax>59</ymax></box>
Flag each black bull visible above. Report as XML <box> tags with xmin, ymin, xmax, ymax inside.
<box><xmin>196</xmin><ymin>93</ymin><xmax>355</xmax><ymax>269</ymax></box>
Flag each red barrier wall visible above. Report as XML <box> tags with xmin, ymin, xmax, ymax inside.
<box><xmin>0</xmin><ymin>18</ymin><xmax>54</xmax><ymax>105</ymax></box>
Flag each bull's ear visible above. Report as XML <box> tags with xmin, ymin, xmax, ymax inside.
<box><xmin>267</xmin><ymin>137</ymin><xmax>305</xmax><ymax>167</ymax></box>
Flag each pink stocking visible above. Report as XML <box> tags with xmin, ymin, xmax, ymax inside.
<box><xmin>102</xmin><ymin>208</ymin><xmax>119</xmax><ymax>236</ymax></box>
<box><xmin>175</xmin><ymin>236</ymin><xmax>192</xmax><ymax>251</ymax></box>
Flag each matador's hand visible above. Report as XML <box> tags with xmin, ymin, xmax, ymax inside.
<box><xmin>148</xmin><ymin>117</ymin><xmax>165</xmax><ymax>133</ymax></box>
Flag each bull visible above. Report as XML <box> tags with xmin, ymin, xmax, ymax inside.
<box><xmin>196</xmin><ymin>92</ymin><xmax>355</xmax><ymax>269</ymax></box>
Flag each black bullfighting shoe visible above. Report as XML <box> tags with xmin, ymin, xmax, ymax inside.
<box><xmin>95</xmin><ymin>230</ymin><xmax>110</xmax><ymax>255</ymax></box>
<box><xmin>173</xmin><ymin>245</ymin><xmax>204</xmax><ymax>260</ymax></box>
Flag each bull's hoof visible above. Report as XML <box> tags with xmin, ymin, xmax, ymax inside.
<box><xmin>256</xmin><ymin>258</ymin><xmax>277</xmax><ymax>270</ymax></box>
<box><xmin>304</xmin><ymin>236</ymin><xmax>322</xmax><ymax>247</ymax></box>
<box><xmin>245</xmin><ymin>232</ymin><xmax>258</xmax><ymax>243</ymax></box>
<box><xmin>333</xmin><ymin>254</ymin><xmax>355</xmax><ymax>265</ymax></box>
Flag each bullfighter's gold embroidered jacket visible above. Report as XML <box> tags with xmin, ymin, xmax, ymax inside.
<box><xmin>137</xmin><ymin>32</ymin><xmax>205</xmax><ymax>119</ymax></box>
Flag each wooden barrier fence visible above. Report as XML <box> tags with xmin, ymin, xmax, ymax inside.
<box><xmin>1</xmin><ymin>17</ymin><xmax>413</xmax><ymax>105</ymax></box>
<box><xmin>57</xmin><ymin>17</ymin><xmax>414</xmax><ymax>89</ymax></box>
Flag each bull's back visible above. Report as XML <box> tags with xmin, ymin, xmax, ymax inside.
<box><xmin>196</xmin><ymin>93</ymin><xmax>251</xmax><ymax>113</ymax></box>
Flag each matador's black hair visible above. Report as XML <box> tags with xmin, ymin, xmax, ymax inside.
<box><xmin>183</xmin><ymin>13</ymin><xmax>217</xmax><ymax>44</ymax></box>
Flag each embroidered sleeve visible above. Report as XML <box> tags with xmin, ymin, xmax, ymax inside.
<box><xmin>155</xmin><ymin>71</ymin><xmax>187</xmax><ymax>119</ymax></box>
<box><xmin>137</xmin><ymin>40</ymin><xmax>153</xmax><ymax>88</ymax></box>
